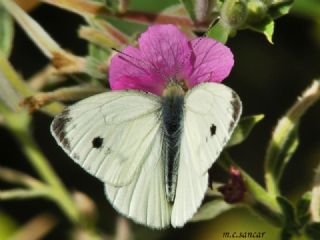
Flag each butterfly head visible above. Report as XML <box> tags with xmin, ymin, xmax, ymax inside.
<box><xmin>162</xmin><ymin>79</ymin><xmax>187</xmax><ymax>97</ymax></box>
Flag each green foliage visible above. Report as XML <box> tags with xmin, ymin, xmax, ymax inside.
<box><xmin>277</xmin><ymin>196</ymin><xmax>299</xmax><ymax>239</ymax></box>
<box><xmin>269</xmin><ymin>0</ymin><xmax>294</xmax><ymax>19</ymax></box>
<box><xmin>305</xmin><ymin>222</ymin><xmax>320</xmax><ymax>240</ymax></box>
<box><xmin>180</xmin><ymin>0</ymin><xmax>196</xmax><ymax>22</ymax></box>
<box><xmin>296</xmin><ymin>192</ymin><xmax>312</xmax><ymax>226</ymax></box>
<box><xmin>0</xmin><ymin>5</ymin><xmax>13</xmax><ymax>57</ymax></box>
<box><xmin>227</xmin><ymin>114</ymin><xmax>264</xmax><ymax>147</ymax></box>
<box><xmin>249</xmin><ymin>17</ymin><xmax>274</xmax><ymax>43</ymax></box>
<box><xmin>205</xmin><ymin>0</ymin><xmax>294</xmax><ymax>43</ymax></box>
<box><xmin>265</xmin><ymin>120</ymin><xmax>299</xmax><ymax>195</ymax></box>
<box><xmin>265</xmin><ymin>80</ymin><xmax>320</xmax><ymax>196</ymax></box>
<box><xmin>206</xmin><ymin>20</ymin><xmax>231</xmax><ymax>43</ymax></box>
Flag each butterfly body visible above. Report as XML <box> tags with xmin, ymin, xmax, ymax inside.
<box><xmin>51</xmin><ymin>82</ymin><xmax>242</xmax><ymax>228</ymax></box>
<box><xmin>161</xmin><ymin>83</ymin><xmax>185</xmax><ymax>203</ymax></box>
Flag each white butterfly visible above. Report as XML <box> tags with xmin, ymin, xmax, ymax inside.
<box><xmin>51</xmin><ymin>81</ymin><xmax>242</xmax><ymax>229</ymax></box>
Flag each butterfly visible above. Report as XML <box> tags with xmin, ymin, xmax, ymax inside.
<box><xmin>51</xmin><ymin>80</ymin><xmax>242</xmax><ymax>229</ymax></box>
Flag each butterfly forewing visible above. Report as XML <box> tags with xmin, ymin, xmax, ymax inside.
<box><xmin>51</xmin><ymin>91</ymin><xmax>163</xmax><ymax>187</ymax></box>
<box><xmin>171</xmin><ymin>82</ymin><xmax>242</xmax><ymax>227</ymax></box>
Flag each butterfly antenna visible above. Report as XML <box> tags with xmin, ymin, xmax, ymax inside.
<box><xmin>173</xmin><ymin>35</ymin><xmax>204</xmax><ymax>79</ymax></box>
<box><xmin>174</xmin><ymin>18</ymin><xmax>221</xmax><ymax>82</ymax></box>
<box><xmin>111</xmin><ymin>48</ymin><xmax>168</xmax><ymax>81</ymax></box>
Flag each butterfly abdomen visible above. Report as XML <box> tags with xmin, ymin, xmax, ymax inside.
<box><xmin>161</xmin><ymin>89</ymin><xmax>185</xmax><ymax>203</ymax></box>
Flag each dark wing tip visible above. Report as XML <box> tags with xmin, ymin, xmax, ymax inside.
<box><xmin>228</xmin><ymin>91</ymin><xmax>242</xmax><ymax>132</ymax></box>
<box><xmin>51</xmin><ymin>108</ymin><xmax>72</xmax><ymax>151</ymax></box>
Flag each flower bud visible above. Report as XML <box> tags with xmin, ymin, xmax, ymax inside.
<box><xmin>247</xmin><ymin>0</ymin><xmax>268</xmax><ymax>23</ymax></box>
<box><xmin>221</xmin><ymin>0</ymin><xmax>248</xmax><ymax>29</ymax></box>
<box><xmin>218</xmin><ymin>166</ymin><xmax>246</xmax><ymax>203</ymax></box>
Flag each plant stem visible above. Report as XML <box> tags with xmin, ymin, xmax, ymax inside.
<box><xmin>265</xmin><ymin>79</ymin><xmax>320</xmax><ymax>196</ymax></box>
<box><xmin>0</xmin><ymin>52</ymin><xmax>64</xmax><ymax>116</ymax></box>
<box><xmin>17</xmin><ymin>127</ymin><xmax>80</xmax><ymax>223</ymax></box>
<box><xmin>219</xmin><ymin>152</ymin><xmax>284</xmax><ymax>227</ymax></box>
<box><xmin>0</xmin><ymin>105</ymin><xmax>80</xmax><ymax>223</ymax></box>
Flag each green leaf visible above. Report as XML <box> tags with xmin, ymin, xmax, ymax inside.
<box><xmin>206</xmin><ymin>20</ymin><xmax>231</xmax><ymax>43</ymax></box>
<box><xmin>180</xmin><ymin>0</ymin><xmax>196</xmax><ymax>22</ymax></box>
<box><xmin>191</xmin><ymin>199</ymin><xmax>237</xmax><ymax>222</ymax></box>
<box><xmin>248</xmin><ymin>17</ymin><xmax>274</xmax><ymax>44</ymax></box>
<box><xmin>0</xmin><ymin>5</ymin><xmax>14</xmax><ymax>57</ymax></box>
<box><xmin>296</xmin><ymin>192</ymin><xmax>312</xmax><ymax>226</ymax></box>
<box><xmin>103</xmin><ymin>0</ymin><xmax>120</xmax><ymax>12</ymax></box>
<box><xmin>227</xmin><ymin>114</ymin><xmax>264</xmax><ymax>147</ymax></box>
<box><xmin>305</xmin><ymin>222</ymin><xmax>320</xmax><ymax>240</ymax></box>
<box><xmin>277</xmin><ymin>196</ymin><xmax>300</xmax><ymax>236</ymax></box>
<box><xmin>277</xmin><ymin>196</ymin><xmax>297</xmax><ymax>227</ymax></box>
<box><xmin>265</xmin><ymin>80</ymin><xmax>320</xmax><ymax>196</ymax></box>
<box><xmin>269</xmin><ymin>0</ymin><xmax>294</xmax><ymax>19</ymax></box>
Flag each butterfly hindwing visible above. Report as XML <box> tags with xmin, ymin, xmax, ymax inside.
<box><xmin>171</xmin><ymin>82</ymin><xmax>242</xmax><ymax>227</ymax></box>
<box><xmin>105</xmin><ymin>132</ymin><xmax>172</xmax><ymax>228</ymax></box>
<box><xmin>51</xmin><ymin>90</ymin><xmax>162</xmax><ymax>187</ymax></box>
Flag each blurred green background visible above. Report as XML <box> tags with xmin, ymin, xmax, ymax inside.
<box><xmin>0</xmin><ymin>0</ymin><xmax>320</xmax><ymax>239</ymax></box>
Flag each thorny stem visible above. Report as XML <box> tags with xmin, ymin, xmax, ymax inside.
<box><xmin>219</xmin><ymin>152</ymin><xmax>284</xmax><ymax>227</ymax></box>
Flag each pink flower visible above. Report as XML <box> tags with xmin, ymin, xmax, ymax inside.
<box><xmin>109</xmin><ymin>24</ymin><xmax>234</xmax><ymax>95</ymax></box>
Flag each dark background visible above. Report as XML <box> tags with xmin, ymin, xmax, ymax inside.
<box><xmin>1</xmin><ymin>2</ymin><xmax>320</xmax><ymax>239</ymax></box>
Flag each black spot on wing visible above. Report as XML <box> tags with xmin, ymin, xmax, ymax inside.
<box><xmin>52</xmin><ymin>109</ymin><xmax>72</xmax><ymax>151</ymax></box>
<box><xmin>210</xmin><ymin>124</ymin><xmax>216</xmax><ymax>136</ymax></box>
<box><xmin>72</xmin><ymin>153</ymin><xmax>80</xmax><ymax>160</ymax></box>
<box><xmin>229</xmin><ymin>92</ymin><xmax>242</xmax><ymax>131</ymax></box>
<box><xmin>92</xmin><ymin>137</ymin><xmax>103</xmax><ymax>148</ymax></box>
<box><xmin>106</xmin><ymin>147</ymin><xmax>112</xmax><ymax>155</ymax></box>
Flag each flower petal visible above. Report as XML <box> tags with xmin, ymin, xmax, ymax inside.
<box><xmin>186</xmin><ymin>37</ymin><xmax>234</xmax><ymax>87</ymax></box>
<box><xmin>138</xmin><ymin>24</ymin><xmax>191</xmax><ymax>81</ymax></box>
<box><xmin>109</xmin><ymin>46</ymin><xmax>165</xmax><ymax>95</ymax></box>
